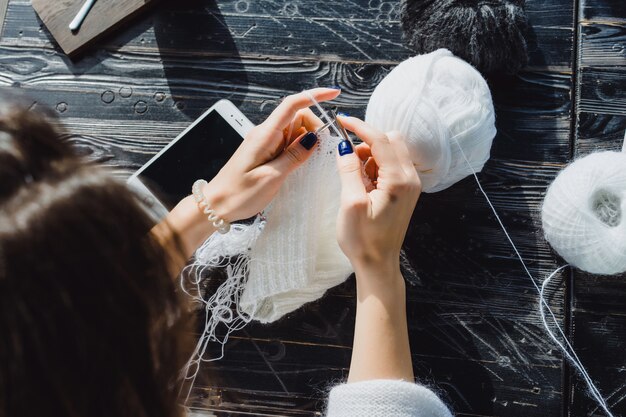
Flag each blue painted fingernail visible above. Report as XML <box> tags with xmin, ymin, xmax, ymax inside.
<box><xmin>331</xmin><ymin>85</ymin><xmax>341</xmax><ymax>90</ymax></box>
<box><xmin>338</xmin><ymin>140</ymin><xmax>353</xmax><ymax>156</ymax></box>
<box><xmin>338</xmin><ymin>112</ymin><xmax>349</xmax><ymax>117</ymax></box>
<box><xmin>299</xmin><ymin>132</ymin><xmax>318</xmax><ymax>150</ymax></box>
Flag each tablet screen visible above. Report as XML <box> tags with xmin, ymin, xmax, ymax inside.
<box><xmin>139</xmin><ymin>110</ymin><xmax>243</xmax><ymax>210</ymax></box>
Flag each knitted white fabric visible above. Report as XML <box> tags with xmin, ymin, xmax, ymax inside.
<box><xmin>326</xmin><ymin>380</ymin><xmax>453</xmax><ymax>417</ymax></box>
<box><xmin>366</xmin><ymin>48</ymin><xmax>496</xmax><ymax>193</ymax></box>
<box><xmin>240</xmin><ymin>132</ymin><xmax>354</xmax><ymax>322</ymax></box>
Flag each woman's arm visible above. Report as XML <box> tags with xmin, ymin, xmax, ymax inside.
<box><xmin>152</xmin><ymin>194</ymin><xmax>216</xmax><ymax>275</ymax></box>
<box><xmin>349</xmin><ymin>265</ymin><xmax>412</xmax><ymax>382</ymax></box>
<box><xmin>335</xmin><ymin>119</ymin><xmax>421</xmax><ymax>382</ymax></box>
<box><xmin>151</xmin><ymin>87</ymin><xmax>341</xmax><ymax>275</ymax></box>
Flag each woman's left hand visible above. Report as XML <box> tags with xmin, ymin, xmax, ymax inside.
<box><xmin>155</xmin><ymin>88</ymin><xmax>340</xmax><ymax>269</ymax></box>
<box><xmin>204</xmin><ymin>87</ymin><xmax>340</xmax><ymax>222</ymax></box>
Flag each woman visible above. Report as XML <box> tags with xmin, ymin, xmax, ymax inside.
<box><xmin>0</xmin><ymin>87</ymin><xmax>452</xmax><ymax>417</ymax></box>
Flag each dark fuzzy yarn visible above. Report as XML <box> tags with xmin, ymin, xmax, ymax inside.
<box><xmin>400</xmin><ymin>0</ymin><xmax>530</xmax><ymax>74</ymax></box>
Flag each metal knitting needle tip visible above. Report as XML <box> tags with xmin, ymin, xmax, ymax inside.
<box><xmin>314</xmin><ymin>120</ymin><xmax>333</xmax><ymax>135</ymax></box>
<box><xmin>330</xmin><ymin>109</ymin><xmax>352</xmax><ymax>144</ymax></box>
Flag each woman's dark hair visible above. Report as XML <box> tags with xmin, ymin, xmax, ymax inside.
<box><xmin>0</xmin><ymin>88</ymin><xmax>192</xmax><ymax>417</ymax></box>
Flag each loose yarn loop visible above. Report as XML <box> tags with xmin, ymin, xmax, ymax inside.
<box><xmin>365</xmin><ymin>49</ymin><xmax>497</xmax><ymax>193</ymax></box>
<box><xmin>542</xmin><ymin>151</ymin><xmax>626</xmax><ymax>275</ymax></box>
<box><xmin>400</xmin><ymin>0</ymin><xmax>530</xmax><ymax>74</ymax></box>
<box><xmin>179</xmin><ymin>216</ymin><xmax>265</xmax><ymax>402</ymax></box>
<box><xmin>540</xmin><ymin>266</ymin><xmax>614</xmax><ymax>417</ymax></box>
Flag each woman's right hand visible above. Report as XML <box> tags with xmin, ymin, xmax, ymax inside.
<box><xmin>335</xmin><ymin>117</ymin><xmax>420</xmax><ymax>383</ymax></box>
<box><xmin>335</xmin><ymin>117</ymin><xmax>421</xmax><ymax>276</ymax></box>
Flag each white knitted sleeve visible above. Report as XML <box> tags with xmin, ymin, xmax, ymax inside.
<box><xmin>326</xmin><ymin>379</ymin><xmax>453</xmax><ymax>417</ymax></box>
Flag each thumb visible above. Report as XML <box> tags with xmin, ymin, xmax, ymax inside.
<box><xmin>267</xmin><ymin>131</ymin><xmax>319</xmax><ymax>175</ymax></box>
<box><xmin>336</xmin><ymin>140</ymin><xmax>367</xmax><ymax>205</ymax></box>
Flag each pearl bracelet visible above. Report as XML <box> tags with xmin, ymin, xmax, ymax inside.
<box><xmin>191</xmin><ymin>179</ymin><xmax>231</xmax><ymax>234</ymax></box>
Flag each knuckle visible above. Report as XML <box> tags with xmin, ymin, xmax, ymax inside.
<box><xmin>369</xmin><ymin>136</ymin><xmax>391</xmax><ymax>154</ymax></box>
<box><xmin>411</xmin><ymin>178</ymin><xmax>422</xmax><ymax>195</ymax></box>
<box><xmin>406</xmin><ymin>164</ymin><xmax>420</xmax><ymax>182</ymax></box>
<box><xmin>282</xmin><ymin>94</ymin><xmax>298</xmax><ymax>107</ymax></box>
<box><xmin>251</xmin><ymin>165</ymin><xmax>282</xmax><ymax>183</ymax></box>
<box><xmin>373</xmin><ymin>133</ymin><xmax>391</xmax><ymax>146</ymax></box>
<box><xmin>387</xmin><ymin>173</ymin><xmax>415</xmax><ymax>195</ymax></box>
<box><xmin>344</xmin><ymin>196</ymin><xmax>368</xmax><ymax>213</ymax></box>
<box><xmin>285</xmin><ymin>147</ymin><xmax>305</xmax><ymax>164</ymax></box>
<box><xmin>389</xmin><ymin>177</ymin><xmax>422</xmax><ymax>199</ymax></box>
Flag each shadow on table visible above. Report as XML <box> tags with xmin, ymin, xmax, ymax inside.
<box><xmin>32</xmin><ymin>0</ymin><xmax>248</xmax><ymax>121</ymax></box>
<box><xmin>153</xmin><ymin>0</ymin><xmax>248</xmax><ymax>120</ymax></box>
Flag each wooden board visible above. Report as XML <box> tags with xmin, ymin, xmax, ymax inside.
<box><xmin>31</xmin><ymin>0</ymin><xmax>156</xmax><ymax>57</ymax></box>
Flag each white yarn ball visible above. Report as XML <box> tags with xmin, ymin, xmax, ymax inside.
<box><xmin>365</xmin><ymin>48</ymin><xmax>497</xmax><ymax>193</ymax></box>
<box><xmin>542</xmin><ymin>151</ymin><xmax>626</xmax><ymax>275</ymax></box>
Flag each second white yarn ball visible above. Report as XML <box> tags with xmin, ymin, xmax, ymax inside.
<box><xmin>542</xmin><ymin>151</ymin><xmax>626</xmax><ymax>275</ymax></box>
<box><xmin>365</xmin><ymin>48</ymin><xmax>497</xmax><ymax>193</ymax></box>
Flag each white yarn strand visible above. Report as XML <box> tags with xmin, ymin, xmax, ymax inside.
<box><xmin>539</xmin><ymin>265</ymin><xmax>614</xmax><ymax>416</ymax></box>
<box><xmin>179</xmin><ymin>216</ymin><xmax>265</xmax><ymax>404</ymax></box>
<box><xmin>453</xmin><ymin>139</ymin><xmax>615</xmax><ymax>417</ymax></box>
<box><xmin>305</xmin><ymin>90</ymin><xmax>347</xmax><ymax>141</ymax></box>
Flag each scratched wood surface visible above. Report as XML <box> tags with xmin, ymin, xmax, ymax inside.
<box><xmin>572</xmin><ymin>1</ymin><xmax>626</xmax><ymax>416</ymax></box>
<box><xmin>2</xmin><ymin>0</ymin><xmax>624</xmax><ymax>416</ymax></box>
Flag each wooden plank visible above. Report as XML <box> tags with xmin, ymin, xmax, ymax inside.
<box><xmin>579</xmin><ymin>22</ymin><xmax>626</xmax><ymax>68</ymax></box>
<box><xmin>576</xmin><ymin>112</ymin><xmax>626</xmax><ymax>155</ymax></box>
<box><xmin>569</xmin><ymin>112</ymin><xmax>626</xmax><ymax>416</ymax></box>
<box><xmin>581</xmin><ymin>0</ymin><xmax>626</xmax><ymax>22</ymax></box>
<box><xmin>184</xmin><ymin>276</ymin><xmax>568</xmax><ymax>417</ymax></box>
<box><xmin>572</xmin><ymin>1</ymin><xmax>626</xmax><ymax>415</ymax></box>
<box><xmin>578</xmin><ymin>67</ymin><xmax>626</xmax><ymax>115</ymax></box>
<box><xmin>5</xmin><ymin>0</ymin><xmax>574</xmax><ymax>67</ymax></box>
<box><xmin>0</xmin><ymin>45</ymin><xmax>572</xmax><ymax>166</ymax></box>
<box><xmin>568</xmin><ymin>273</ymin><xmax>626</xmax><ymax>416</ymax></box>
<box><xmin>31</xmin><ymin>0</ymin><xmax>158</xmax><ymax>57</ymax></box>
<box><xmin>214</xmin><ymin>0</ymin><xmax>574</xmax><ymax>28</ymax></box>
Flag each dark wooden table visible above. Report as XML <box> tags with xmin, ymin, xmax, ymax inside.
<box><xmin>2</xmin><ymin>0</ymin><xmax>625</xmax><ymax>415</ymax></box>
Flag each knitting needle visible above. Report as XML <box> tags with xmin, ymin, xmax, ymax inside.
<box><xmin>69</xmin><ymin>0</ymin><xmax>97</xmax><ymax>32</ymax></box>
<box><xmin>330</xmin><ymin>109</ymin><xmax>353</xmax><ymax>146</ymax></box>
<box><xmin>306</xmin><ymin>91</ymin><xmax>347</xmax><ymax>141</ymax></box>
<box><xmin>314</xmin><ymin>120</ymin><xmax>333</xmax><ymax>135</ymax></box>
